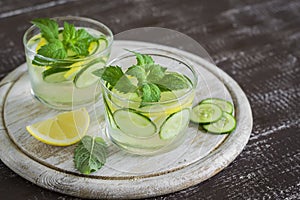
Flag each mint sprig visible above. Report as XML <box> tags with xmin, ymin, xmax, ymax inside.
<box><xmin>74</xmin><ymin>135</ymin><xmax>107</xmax><ymax>175</ymax></box>
<box><xmin>158</xmin><ymin>73</ymin><xmax>190</xmax><ymax>90</ymax></box>
<box><xmin>146</xmin><ymin>64</ymin><xmax>167</xmax><ymax>83</ymax></box>
<box><xmin>92</xmin><ymin>66</ymin><xmax>137</xmax><ymax>93</ymax></box>
<box><xmin>31</xmin><ymin>18</ymin><xmax>97</xmax><ymax>67</ymax></box>
<box><xmin>62</xmin><ymin>22</ymin><xmax>96</xmax><ymax>56</ymax></box>
<box><xmin>31</xmin><ymin>18</ymin><xmax>59</xmax><ymax>42</ymax></box>
<box><xmin>93</xmin><ymin>51</ymin><xmax>190</xmax><ymax>106</ymax></box>
<box><xmin>125</xmin><ymin>49</ymin><xmax>154</xmax><ymax>66</ymax></box>
<box><xmin>140</xmin><ymin>83</ymin><xmax>161</xmax><ymax>107</ymax></box>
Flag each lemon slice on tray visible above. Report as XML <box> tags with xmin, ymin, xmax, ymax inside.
<box><xmin>26</xmin><ymin>108</ymin><xmax>90</xmax><ymax>146</ymax></box>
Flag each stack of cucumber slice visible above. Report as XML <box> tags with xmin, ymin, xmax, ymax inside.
<box><xmin>190</xmin><ymin>98</ymin><xmax>236</xmax><ymax>134</ymax></box>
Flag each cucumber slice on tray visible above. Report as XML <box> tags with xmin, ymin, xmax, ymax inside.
<box><xmin>201</xmin><ymin>98</ymin><xmax>234</xmax><ymax>114</ymax></box>
<box><xmin>190</xmin><ymin>103</ymin><xmax>222</xmax><ymax>123</ymax></box>
<box><xmin>191</xmin><ymin>98</ymin><xmax>236</xmax><ymax>134</ymax></box>
<box><xmin>160</xmin><ymin>109</ymin><xmax>190</xmax><ymax>140</ymax></box>
<box><xmin>203</xmin><ymin>112</ymin><xmax>236</xmax><ymax>134</ymax></box>
<box><xmin>113</xmin><ymin>109</ymin><xmax>157</xmax><ymax>138</ymax></box>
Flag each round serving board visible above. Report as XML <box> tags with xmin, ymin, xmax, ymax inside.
<box><xmin>0</xmin><ymin>41</ymin><xmax>252</xmax><ymax>199</ymax></box>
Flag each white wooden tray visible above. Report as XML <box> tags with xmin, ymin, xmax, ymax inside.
<box><xmin>0</xmin><ymin>41</ymin><xmax>252</xmax><ymax>199</ymax></box>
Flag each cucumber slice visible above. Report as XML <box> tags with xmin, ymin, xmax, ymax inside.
<box><xmin>159</xmin><ymin>109</ymin><xmax>190</xmax><ymax>140</ymax></box>
<box><xmin>203</xmin><ymin>112</ymin><xmax>236</xmax><ymax>134</ymax></box>
<box><xmin>113</xmin><ymin>109</ymin><xmax>156</xmax><ymax>138</ymax></box>
<box><xmin>42</xmin><ymin>67</ymin><xmax>70</xmax><ymax>83</ymax></box>
<box><xmin>201</xmin><ymin>98</ymin><xmax>234</xmax><ymax>114</ymax></box>
<box><xmin>63</xmin><ymin>61</ymin><xmax>87</xmax><ymax>80</ymax></box>
<box><xmin>88</xmin><ymin>41</ymin><xmax>99</xmax><ymax>55</ymax></box>
<box><xmin>103</xmin><ymin>96</ymin><xmax>118</xmax><ymax>129</ymax></box>
<box><xmin>74</xmin><ymin>61</ymin><xmax>104</xmax><ymax>88</ymax></box>
<box><xmin>97</xmin><ymin>37</ymin><xmax>108</xmax><ymax>52</ymax></box>
<box><xmin>190</xmin><ymin>103</ymin><xmax>222</xmax><ymax>123</ymax></box>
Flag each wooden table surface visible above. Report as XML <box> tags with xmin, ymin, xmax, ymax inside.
<box><xmin>0</xmin><ymin>0</ymin><xmax>299</xmax><ymax>199</ymax></box>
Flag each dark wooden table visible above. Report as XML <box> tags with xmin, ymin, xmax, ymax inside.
<box><xmin>1</xmin><ymin>0</ymin><xmax>299</xmax><ymax>199</ymax></box>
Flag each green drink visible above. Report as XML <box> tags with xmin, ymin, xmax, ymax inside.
<box><xmin>23</xmin><ymin>16</ymin><xmax>113</xmax><ymax>110</ymax></box>
<box><xmin>94</xmin><ymin>49</ymin><xmax>197</xmax><ymax>155</ymax></box>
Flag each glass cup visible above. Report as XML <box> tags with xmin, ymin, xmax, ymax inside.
<box><xmin>23</xmin><ymin>16</ymin><xmax>113</xmax><ymax>110</ymax></box>
<box><xmin>101</xmin><ymin>48</ymin><xmax>198</xmax><ymax>155</ymax></box>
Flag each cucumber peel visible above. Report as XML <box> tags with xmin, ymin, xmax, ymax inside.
<box><xmin>42</xmin><ymin>67</ymin><xmax>70</xmax><ymax>83</ymax></box>
<box><xmin>203</xmin><ymin>112</ymin><xmax>236</xmax><ymax>134</ymax></box>
<box><xmin>113</xmin><ymin>108</ymin><xmax>157</xmax><ymax>138</ymax></box>
<box><xmin>201</xmin><ymin>98</ymin><xmax>234</xmax><ymax>114</ymax></box>
<box><xmin>159</xmin><ymin>109</ymin><xmax>190</xmax><ymax>140</ymax></box>
<box><xmin>191</xmin><ymin>97</ymin><xmax>237</xmax><ymax>134</ymax></box>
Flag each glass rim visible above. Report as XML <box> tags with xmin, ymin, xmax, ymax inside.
<box><xmin>101</xmin><ymin>48</ymin><xmax>198</xmax><ymax>105</ymax></box>
<box><xmin>23</xmin><ymin>16</ymin><xmax>113</xmax><ymax>62</ymax></box>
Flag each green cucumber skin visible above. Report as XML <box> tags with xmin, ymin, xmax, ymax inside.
<box><xmin>113</xmin><ymin>108</ymin><xmax>157</xmax><ymax>137</ymax></box>
<box><xmin>202</xmin><ymin>112</ymin><xmax>236</xmax><ymax>134</ymax></box>
<box><xmin>159</xmin><ymin>109</ymin><xmax>190</xmax><ymax>140</ymax></box>
<box><xmin>113</xmin><ymin>108</ymin><xmax>155</xmax><ymax>126</ymax></box>
<box><xmin>73</xmin><ymin>59</ymin><xmax>104</xmax><ymax>88</ymax></box>
<box><xmin>89</xmin><ymin>40</ymin><xmax>100</xmax><ymax>55</ymax></box>
<box><xmin>103</xmin><ymin>96</ymin><xmax>119</xmax><ymax>129</ymax></box>
<box><xmin>42</xmin><ymin>67</ymin><xmax>70</xmax><ymax>82</ymax></box>
<box><xmin>201</xmin><ymin>98</ymin><xmax>234</xmax><ymax>114</ymax></box>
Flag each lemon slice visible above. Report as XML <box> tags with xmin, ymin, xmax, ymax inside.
<box><xmin>26</xmin><ymin>108</ymin><xmax>90</xmax><ymax>146</ymax></box>
<box><xmin>63</xmin><ymin>61</ymin><xmax>86</xmax><ymax>80</ymax></box>
<box><xmin>36</xmin><ymin>37</ymin><xmax>47</xmax><ymax>51</ymax></box>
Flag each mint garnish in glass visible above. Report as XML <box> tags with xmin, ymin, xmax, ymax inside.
<box><xmin>93</xmin><ymin>50</ymin><xmax>197</xmax><ymax>155</ymax></box>
<box><xmin>23</xmin><ymin>16</ymin><xmax>113</xmax><ymax>109</ymax></box>
<box><xmin>93</xmin><ymin>50</ymin><xmax>190</xmax><ymax>107</ymax></box>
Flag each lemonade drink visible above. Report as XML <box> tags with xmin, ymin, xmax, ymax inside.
<box><xmin>23</xmin><ymin>17</ymin><xmax>113</xmax><ymax>109</ymax></box>
<box><xmin>95</xmin><ymin>49</ymin><xmax>197</xmax><ymax>155</ymax></box>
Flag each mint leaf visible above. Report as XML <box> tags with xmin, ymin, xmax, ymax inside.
<box><xmin>114</xmin><ymin>76</ymin><xmax>137</xmax><ymax>93</ymax></box>
<box><xmin>140</xmin><ymin>83</ymin><xmax>161</xmax><ymax>106</ymax></box>
<box><xmin>159</xmin><ymin>73</ymin><xmax>190</xmax><ymax>90</ymax></box>
<box><xmin>31</xmin><ymin>18</ymin><xmax>59</xmax><ymax>42</ymax></box>
<box><xmin>74</xmin><ymin>136</ymin><xmax>107</xmax><ymax>175</ymax></box>
<box><xmin>37</xmin><ymin>40</ymin><xmax>66</xmax><ymax>59</ymax></box>
<box><xmin>62</xmin><ymin>22</ymin><xmax>76</xmax><ymax>44</ymax></box>
<box><xmin>93</xmin><ymin>66</ymin><xmax>137</xmax><ymax>93</ymax></box>
<box><xmin>31</xmin><ymin>18</ymin><xmax>99</xmax><ymax>67</ymax></box>
<box><xmin>126</xmin><ymin>65</ymin><xmax>146</xmax><ymax>85</ymax></box>
<box><xmin>146</xmin><ymin>64</ymin><xmax>167</xmax><ymax>83</ymax></box>
<box><xmin>93</xmin><ymin>66</ymin><xmax>123</xmax><ymax>86</ymax></box>
<box><xmin>156</xmin><ymin>84</ymin><xmax>171</xmax><ymax>92</ymax></box>
<box><xmin>137</xmin><ymin>53</ymin><xmax>154</xmax><ymax>66</ymax></box>
<box><xmin>126</xmin><ymin>64</ymin><xmax>166</xmax><ymax>86</ymax></box>
<box><xmin>94</xmin><ymin>51</ymin><xmax>190</xmax><ymax>106</ymax></box>
<box><xmin>62</xmin><ymin>22</ymin><xmax>97</xmax><ymax>56</ymax></box>
<box><xmin>125</xmin><ymin>49</ymin><xmax>154</xmax><ymax>66</ymax></box>
<box><xmin>32</xmin><ymin>40</ymin><xmax>67</xmax><ymax>66</ymax></box>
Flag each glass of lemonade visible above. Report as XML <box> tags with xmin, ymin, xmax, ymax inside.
<box><xmin>23</xmin><ymin>16</ymin><xmax>113</xmax><ymax>110</ymax></box>
<box><xmin>100</xmin><ymin>49</ymin><xmax>198</xmax><ymax>155</ymax></box>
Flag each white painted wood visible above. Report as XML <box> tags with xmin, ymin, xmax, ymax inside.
<box><xmin>0</xmin><ymin>41</ymin><xmax>252</xmax><ymax>199</ymax></box>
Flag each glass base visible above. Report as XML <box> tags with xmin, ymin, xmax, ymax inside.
<box><xmin>105</xmin><ymin>127</ymin><xmax>187</xmax><ymax>156</ymax></box>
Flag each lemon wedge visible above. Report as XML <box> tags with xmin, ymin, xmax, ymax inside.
<box><xmin>26</xmin><ymin>108</ymin><xmax>90</xmax><ymax>146</ymax></box>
